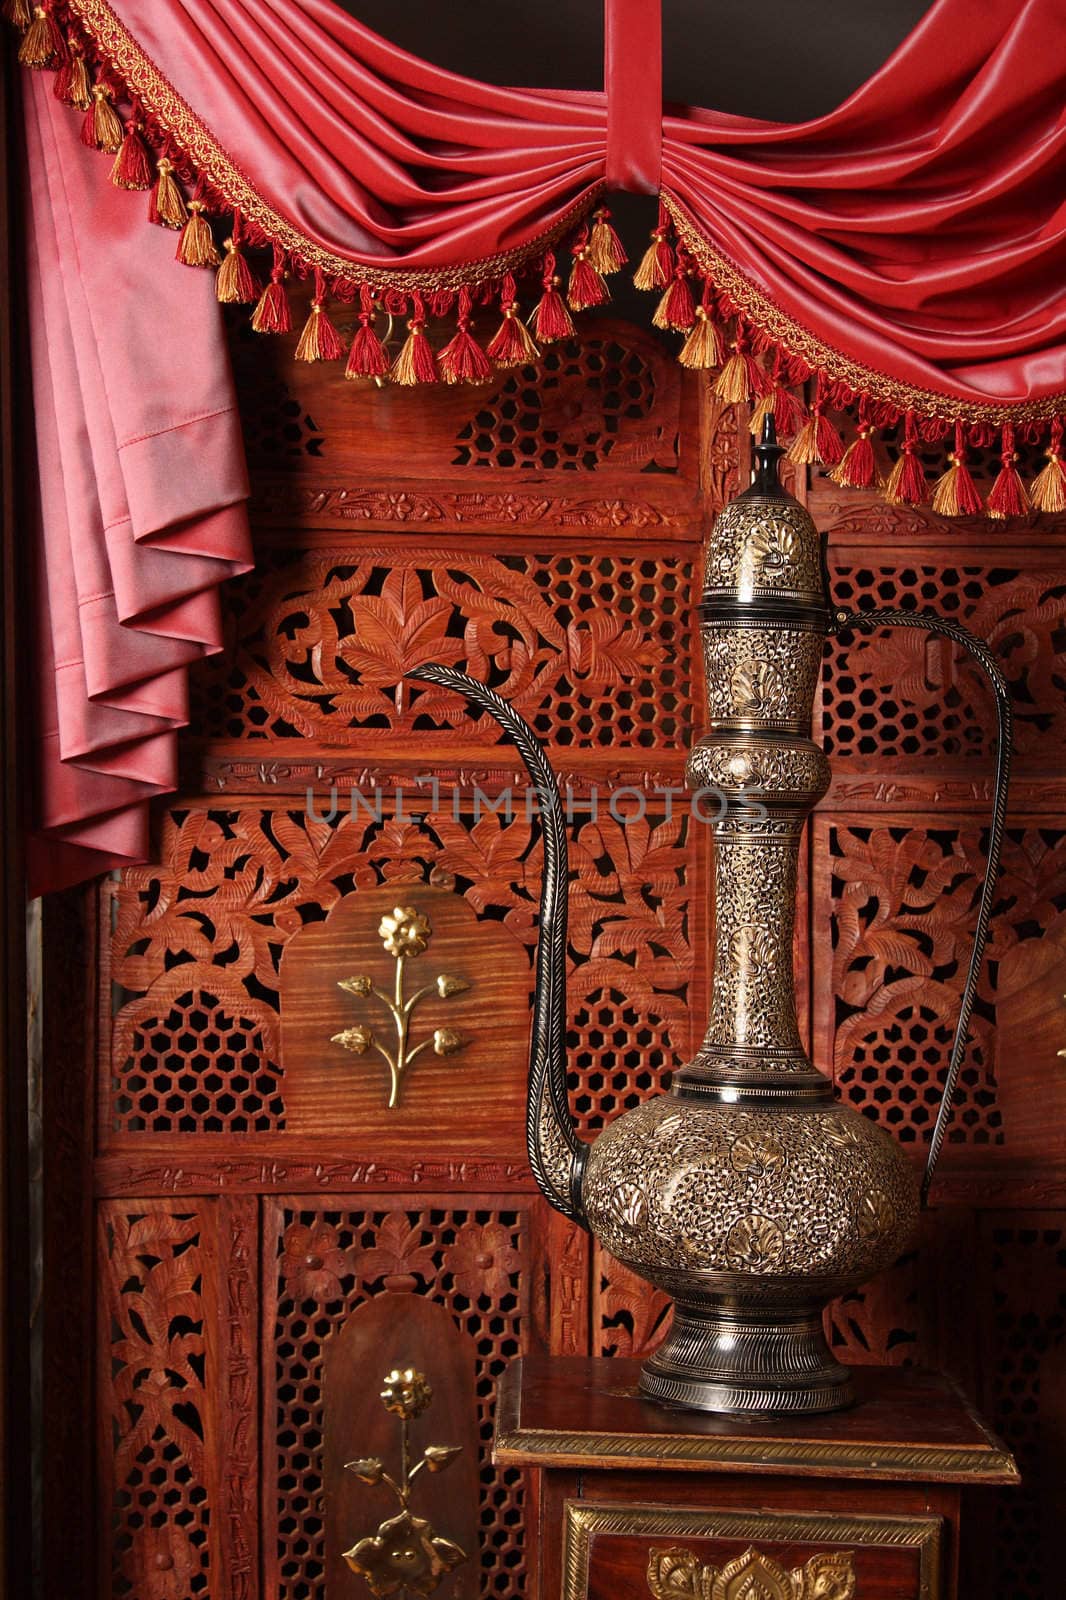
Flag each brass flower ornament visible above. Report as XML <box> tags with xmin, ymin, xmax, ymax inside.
<box><xmin>330</xmin><ymin>905</ymin><xmax>472</xmax><ymax>1108</ymax></box>
<box><xmin>343</xmin><ymin>1366</ymin><xmax>467</xmax><ymax>1599</ymax></box>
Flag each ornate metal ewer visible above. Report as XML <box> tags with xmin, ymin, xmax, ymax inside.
<box><xmin>413</xmin><ymin>419</ymin><xmax>1011</xmax><ymax>1415</ymax></box>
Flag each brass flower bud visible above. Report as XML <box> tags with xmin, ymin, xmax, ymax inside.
<box><xmin>380</xmin><ymin>1367</ymin><xmax>432</xmax><ymax>1419</ymax></box>
<box><xmin>344</xmin><ymin>1456</ymin><xmax>384</xmax><ymax>1485</ymax></box>
<box><xmin>332</xmin><ymin>1025</ymin><xmax>374</xmax><ymax>1054</ymax></box>
<box><xmin>436</xmin><ymin>974</ymin><xmax>469</xmax><ymax>998</ymax></box>
<box><xmin>378</xmin><ymin>906</ymin><xmax>432</xmax><ymax>958</ymax></box>
<box><xmin>432</xmin><ymin>1028</ymin><xmax>465</xmax><ymax>1056</ymax></box>
<box><xmin>423</xmin><ymin>1444</ymin><xmax>462</xmax><ymax>1472</ymax></box>
<box><xmin>338</xmin><ymin>974</ymin><xmax>373</xmax><ymax>997</ymax></box>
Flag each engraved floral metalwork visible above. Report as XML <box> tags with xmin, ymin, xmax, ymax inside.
<box><xmin>343</xmin><ymin>1367</ymin><xmax>467</xmax><ymax>1599</ymax></box>
<box><xmin>331</xmin><ymin>906</ymin><xmax>471</xmax><ymax>1108</ymax></box>
<box><xmin>647</xmin><ymin>1543</ymin><xmax>856</xmax><ymax>1600</ymax></box>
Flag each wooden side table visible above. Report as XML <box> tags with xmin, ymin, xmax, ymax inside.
<box><xmin>494</xmin><ymin>1356</ymin><xmax>1018</xmax><ymax>1600</ymax></box>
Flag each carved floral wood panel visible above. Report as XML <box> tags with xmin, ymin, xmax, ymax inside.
<box><xmin>821</xmin><ymin>560</ymin><xmax>1066</xmax><ymax>766</ymax></box>
<box><xmin>188</xmin><ymin>545</ymin><xmax>695</xmax><ymax>753</ymax></box>
<box><xmin>262</xmin><ymin>1198</ymin><xmax>540</xmax><ymax>1600</ymax></box>
<box><xmin>104</xmin><ymin>801</ymin><xmax>696</xmax><ymax>1154</ymax></box>
<box><xmin>812</xmin><ymin>819</ymin><xmax>1066</xmax><ymax>1155</ymax></box>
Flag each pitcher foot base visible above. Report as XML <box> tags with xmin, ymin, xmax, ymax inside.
<box><xmin>639</xmin><ymin>1302</ymin><xmax>854</xmax><ymax>1416</ymax></box>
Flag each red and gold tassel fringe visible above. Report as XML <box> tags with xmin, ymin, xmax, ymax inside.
<box><xmin>931</xmin><ymin>422</ymin><xmax>983</xmax><ymax>517</ymax></box>
<box><xmin>391</xmin><ymin>292</ymin><xmax>437</xmax><ymax>384</ymax></box>
<box><xmin>216</xmin><ymin>216</ymin><xmax>259</xmax><ymax>304</ymax></box>
<box><xmin>346</xmin><ymin>283</ymin><xmax>389</xmax><ymax>379</ymax></box>
<box><xmin>883</xmin><ymin>410</ymin><xmax>927</xmax><ymax>505</ymax></box>
<box><xmin>18</xmin><ymin>4</ymin><xmax>65</xmax><ymax>68</ymax></box>
<box><xmin>1030</xmin><ymin>418</ymin><xmax>1066</xmax><ymax>513</ymax></box>
<box><xmin>149</xmin><ymin>157</ymin><xmax>187</xmax><ymax>229</ymax></box>
<box><xmin>567</xmin><ymin>236</ymin><xmax>609</xmax><ymax>312</ymax></box>
<box><xmin>532</xmin><ymin>254</ymin><xmax>574</xmax><ymax>343</ymax></box>
<box><xmin>678</xmin><ymin>282</ymin><xmax>723</xmax><ymax>369</ymax></box>
<box><xmin>53</xmin><ymin>43</ymin><xmax>91</xmax><ymax>108</ymax></box>
<box><xmin>295</xmin><ymin>269</ymin><xmax>344</xmax><ymax>361</ymax></box>
<box><xmin>81</xmin><ymin>83</ymin><xmax>123</xmax><ymax>153</ymax></box>
<box><xmin>251</xmin><ymin>246</ymin><xmax>291</xmax><ymax>334</ymax></box>
<box><xmin>110</xmin><ymin>115</ymin><xmax>152</xmax><ymax>191</ymax></box>
<box><xmin>633</xmin><ymin>203</ymin><xmax>674</xmax><ymax>291</ymax></box>
<box><xmin>2</xmin><ymin>0</ymin><xmax>33</xmax><ymax>30</ymax></box>
<box><xmin>486</xmin><ymin>273</ymin><xmax>539</xmax><ymax>366</ymax></box>
<box><xmin>176</xmin><ymin>198</ymin><xmax>220</xmax><ymax>268</ymax></box>
<box><xmin>438</xmin><ymin>286</ymin><xmax>492</xmax><ymax>384</ymax></box>
<box><xmin>587</xmin><ymin>206</ymin><xmax>627</xmax><ymax>275</ymax></box>
<box><xmin>787</xmin><ymin>375</ymin><xmax>845</xmax><ymax>468</ymax></box>
<box><xmin>987</xmin><ymin>422</ymin><xmax>1030</xmax><ymax>519</ymax></box>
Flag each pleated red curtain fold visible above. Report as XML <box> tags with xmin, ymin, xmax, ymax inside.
<box><xmin>11</xmin><ymin>0</ymin><xmax>1066</xmax><ymax>890</ymax></box>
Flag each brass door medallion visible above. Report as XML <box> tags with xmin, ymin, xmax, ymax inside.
<box><xmin>647</xmin><ymin>1543</ymin><xmax>856</xmax><ymax>1600</ymax></box>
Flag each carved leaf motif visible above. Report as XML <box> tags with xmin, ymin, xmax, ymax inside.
<box><xmin>355</xmin><ymin>1211</ymin><xmax>438</xmax><ymax>1286</ymax></box>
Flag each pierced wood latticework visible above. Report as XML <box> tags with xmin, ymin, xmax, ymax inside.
<box><xmin>40</xmin><ymin>304</ymin><xmax>1066</xmax><ymax>1599</ymax></box>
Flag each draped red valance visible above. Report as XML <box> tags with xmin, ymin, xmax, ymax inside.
<box><xmin>10</xmin><ymin>0</ymin><xmax>1066</xmax><ymax>891</ymax></box>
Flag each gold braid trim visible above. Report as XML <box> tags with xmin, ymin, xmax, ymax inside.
<box><xmin>66</xmin><ymin>0</ymin><xmax>603</xmax><ymax>291</ymax></box>
<box><xmin>662</xmin><ymin>190</ymin><xmax>1066</xmax><ymax>427</ymax></box>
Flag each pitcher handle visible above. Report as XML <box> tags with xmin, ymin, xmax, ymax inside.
<box><xmin>829</xmin><ymin>607</ymin><xmax>1013</xmax><ymax>1204</ymax></box>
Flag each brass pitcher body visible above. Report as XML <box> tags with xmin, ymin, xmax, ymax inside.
<box><xmin>414</xmin><ymin>422</ymin><xmax>1009</xmax><ymax>1416</ymax></box>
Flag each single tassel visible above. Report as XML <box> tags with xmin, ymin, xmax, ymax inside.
<box><xmin>345</xmin><ymin>283</ymin><xmax>389</xmax><ymax>380</ymax></box>
<box><xmin>567</xmin><ymin>245</ymin><xmax>609</xmax><ymax>312</ymax></box>
<box><xmin>652</xmin><ymin>268</ymin><xmax>696</xmax><ymax>331</ymax></box>
<box><xmin>1030</xmin><ymin>418</ymin><xmax>1066</xmax><ymax>513</ymax></box>
<box><xmin>54</xmin><ymin>46</ymin><xmax>92</xmax><ymax>110</ymax></box>
<box><xmin>295</xmin><ymin>270</ymin><xmax>345</xmax><ymax>361</ymax></box>
<box><xmin>110</xmin><ymin>118</ymin><xmax>152</xmax><ymax>191</ymax></box>
<box><xmin>18</xmin><ymin>5</ymin><xmax>65</xmax><ymax>68</ymax></box>
<box><xmin>788</xmin><ymin>375</ymin><xmax>840</xmax><ymax>467</ymax></box>
<box><xmin>2</xmin><ymin>0</ymin><xmax>33</xmax><ymax>29</ymax></box>
<box><xmin>531</xmin><ymin>254</ymin><xmax>574</xmax><ymax>342</ymax></box>
<box><xmin>633</xmin><ymin>203</ymin><xmax>674</xmax><ymax>291</ymax></box>
<box><xmin>176</xmin><ymin>199</ymin><xmax>220</xmax><ymax>268</ymax></box>
<box><xmin>829</xmin><ymin>426</ymin><xmax>881</xmax><ymax>490</ymax></box>
<box><xmin>587</xmin><ymin>206</ymin><xmax>626</xmax><ymax>274</ymax></box>
<box><xmin>148</xmin><ymin>157</ymin><xmax>187</xmax><ymax>229</ymax></box>
<box><xmin>251</xmin><ymin>247</ymin><xmax>291</xmax><ymax>334</ymax></box>
<box><xmin>931</xmin><ymin>422</ymin><xmax>983</xmax><ymax>517</ymax></box>
<box><xmin>438</xmin><ymin>286</ymin><xmax>492</xmax><ymax>383</ymax></box>
<box><xmin>216</xmin><ymin>218</ymin><xmax>259</xmax><ymax>305</ymax></box>
<box><xmin>751</xmin><ymin>384</ymin><xmax>805</xmax><ymax>441</ymax></box>
<box><xmin>714</xmin><ymin>327</ymin><xmax>767</xmax><ymax>405</ymax></box>
<box><xmin>882</xmin><ymin>410</ymin><xmax>927</xmax><ymax>505</ymax></box>
<box><xmin>486</xmin><ymin>275</ymin><xmax>540</xmax><ymax>366</ymax></box>
<box><xmin>81</xmin><ymin>84</ymin><xmax>123</xmax><ymax>153</ymax></box>
<box><xmin>678</xmin><ymin>291</ymin><xmax>723</xmax><ymax>370</ymax></box>
<box><xmin>391</xmin><ymin>292</ymin><xmax>438</xmax><ymax>384</ymax></box>
<box><xmin>987</xmin><ymin>422</ymin><xmax>1030</xmax><ymax>519</ymax></box>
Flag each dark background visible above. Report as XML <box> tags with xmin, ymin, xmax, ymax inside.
<box><xmin>337</xmin><ymin>0</ymin><xmax>933</xmax><ymax>121</ymax></box>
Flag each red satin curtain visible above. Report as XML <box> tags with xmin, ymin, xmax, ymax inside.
<box><xmin>14</xmin><ymin>0</ymin><xmax>1066</xmax><ymax>891</ymax></box>
<box><xmin>76</xmin><ymin>0</ymin><xmax>1066</xmax><ymax>406</ymax></box>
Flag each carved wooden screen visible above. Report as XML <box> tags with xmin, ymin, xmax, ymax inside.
<box><xmin>44</xmin><ymin>305</ymin><xmax>722</xmax><ymax>1600</ymax></box>
<box><xmin>41</xmin><ymin>301</ymin><xmax>1066</xmax><ymax>1600</ymax></box>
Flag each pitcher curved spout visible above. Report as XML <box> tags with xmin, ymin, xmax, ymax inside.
<box><xmin>411</xmin><ymin>664</ymin><xmax>588</xmax><ymax>1229</ymax></box>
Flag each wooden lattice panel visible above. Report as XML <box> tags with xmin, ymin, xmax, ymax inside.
<box><xmin>188</xmin><ymin>545</ymin><xmax>695</xmax><ymax>752</ymax></box>
<box><xmin>821</xmin><ymin>561</ymin><xmax>1066</xmax><ymax>764</ymax></box>
<box><xmin>264</xmin><ymin>1199</ymin><xmax>535</xmax><ymax>1600</ymax></box>
<box><xmin>100</xmin><ymin>1203</ymin><xmax>213</xmax><ymax>1600</ymax></box>
<box><xmin>813</xmin><ymin>820</ymin><xmax>1066</xmax><ymax>1152</ymax></box>
<box><xmin>104</xmin><ymin>803</ymin><xmax>696</xmax><ymax>1147</ymax></box>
